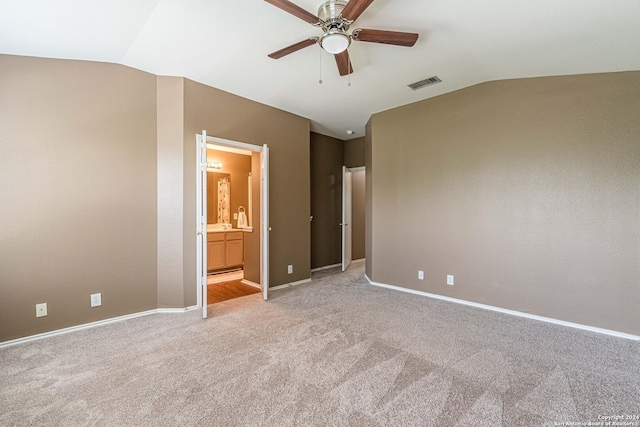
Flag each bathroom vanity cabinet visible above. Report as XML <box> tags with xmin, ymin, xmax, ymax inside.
<box><xmin>207</xmin><ymin>231</ymin><xmax>243</xmax><ymax>271</ymax></box>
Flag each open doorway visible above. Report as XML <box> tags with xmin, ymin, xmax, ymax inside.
<box><xmin>342</xmin><ymin>166</ymin><xmax>366</xmax><ymax>271</ymax></box>
<box><xmin>196</xmin><ymin>132</ymin><xmax>269</xmax><ymax>319</ymax></box>
<box><xmin>205</xmin><ymin>144</ymin><xmax>259</xmax><ymax>302</ymax></box>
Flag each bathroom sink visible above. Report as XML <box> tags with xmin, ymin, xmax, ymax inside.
<box><xmin>207</xmin><ymin>223</ymin><xmax>232</xmax><ymax>232</ymax></box>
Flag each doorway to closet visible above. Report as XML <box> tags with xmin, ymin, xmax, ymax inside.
<box><xmin>342</xmin><ymin>166</ymin><xmax>366</xmax><ymax>271</ymax></box>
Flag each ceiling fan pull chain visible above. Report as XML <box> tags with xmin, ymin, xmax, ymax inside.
<box><xmin>319</xmin><ymin>47</ymin><xmax>323</xmax><ymax>84</ymax></box>
<box><xmin>347</xmin><ymin>51</ymin><xmax>352</xmax><ymax>87</ymax></box>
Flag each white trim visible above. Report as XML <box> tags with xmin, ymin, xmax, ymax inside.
<box><xmin>270</xmin><ymin>278</ymin><xmax>312</xmax><ymax>291</ymax></box>
<box><xmin>157</xmin><ymin>305</ymin><xmax>199</xmax><ymax>314</ymax></box>
<box><xmin>311</xmin><ymin>263</ymin><xmax>342</xmax><ymax>272</ymax></box>
<box><xmin>197</xmin><ymin>133</ymin><xmax>269</xmax><ymax>308</ymax></box>
<box><xmin>363</xmin><ymin>275</ymin><xmax>639</xmax><ymax>341</ymax></box>
<box><xmin>347</xmin><ymin>166</ymin><xmax>365</xmax><ymax>172</ymax></box>
<box><xmin>197</xmin><ymin>131</ymin><xmax>208</xmax><ymax>318</ymax></box>
<box><xmin>350</xmin><ymin>258</ymin><xmax>365</xmax><ymax>264</ymax></box>
<box><xmin>241</xmin><ymin>279</ymin><xmax>261</xmax><ymax>289</ymax></box>
<box><xmin>0</xmin><ymin>307</ymin><xmax>196</xmax><ymax>349</ymax></box>
<box><xmin>261</xmin><ymin>144</ymin><xmax>269</xmax><ymax>300</ymax></box>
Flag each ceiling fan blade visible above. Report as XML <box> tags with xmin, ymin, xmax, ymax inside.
<box><xmin>268</xmin><ymin>38</ymin><xmax>317</xmax><ymax>59</ymax></box>
<box><xmin>353</xmin><ymin>29</ymin><xmax>419</xmax><ymax>47</ymax></box>
<box><xmin>334</xmin><ymin>50</ymin><xmax>353</xmax><ymax>76</ymax></box>
<box><xmin>340</xmin><ymin>0</ymin><xmax>375</xmax><ymax>21</ymax></box>
<box><xmin>264</xmin><ymin>0</ymin><xmax>320</xmax><ymax>25</ymax></box>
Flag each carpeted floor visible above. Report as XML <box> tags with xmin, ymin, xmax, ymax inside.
<box><xmin>1</xmin><ymin>263</ymin><xmax>638</xmax><ymax>426</ymax></box>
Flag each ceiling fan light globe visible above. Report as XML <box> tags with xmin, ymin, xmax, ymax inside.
<box><xmin>321</xmin><ymin>32</ymin><xmax>350</xmax><ymax>54</ymax></box>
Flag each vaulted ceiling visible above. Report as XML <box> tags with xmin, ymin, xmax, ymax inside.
<box><xmin>1</xmin><ymin>0</ymin><xmax>639</xmax><ymax>139</ymax></box>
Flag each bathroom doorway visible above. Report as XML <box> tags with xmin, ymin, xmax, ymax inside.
<box><xmin>206</xmin><ymin>144</ymin><xmax>255</xmax><ymax>295</ymax></box>
<box><xmin>196</xmin><ymin>132</ymin><xmax>269</xmax><ymax>319</ymax></box>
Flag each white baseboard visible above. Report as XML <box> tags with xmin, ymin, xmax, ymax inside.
<box><xmin>0</xmin><ymin>306</ymin><xmax>199</xmax><ymax>349</ymax></box>
<box><xmin>241</xmin><ymin>279</ymin><xmax>261</xmax><ymax>289</ymax></box>
<box><xmin>363</xmin><ymin>275</ymin><xmax>639</xmax><ymax>341</ymax></box>
<box><xmin>311</xmin><ymin>263</ymin><xmax>341</xmax><ymax>272</ymax></box>
<box><xmin>270</xmin><ymin>278</ymin><xmax>312</xmax><ymax>291</ymax></box>
<box><xmin>157</xmin><ymin>305</ymin><xmax>199</xmax><ymax>314</ymax></box>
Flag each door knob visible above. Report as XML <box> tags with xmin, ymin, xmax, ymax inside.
<box><xmin>268</xmin><ymin>227</ymin><xmax>272</xmax><ymax>232</ymax></box>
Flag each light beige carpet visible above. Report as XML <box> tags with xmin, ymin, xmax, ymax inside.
<box><xmin>1</xmin><ymin>263</ymin><xmax>638</xmax><ymax>426</ymax></box>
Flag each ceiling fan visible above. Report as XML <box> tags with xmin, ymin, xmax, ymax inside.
<box><xmin>265</xmin><ymin>0</ymin><xmax>419</xmax><ymax>76</ymax></box>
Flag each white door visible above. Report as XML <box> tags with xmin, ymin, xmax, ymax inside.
<box><xmin>261</xmin><ymin>144</ymin><xmax>270</xmax><ymax>300</ymax></box>
<box><xmin>342</xmin><ymin>166</ymin><xmax>352</xmax><ymax>271</ymax></box>
<box><xmin>197</xmin><ymin>132</ymin><xmax>208</xmax><ymax>318</ymax></box>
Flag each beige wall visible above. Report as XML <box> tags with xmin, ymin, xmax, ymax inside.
<box><xmin>183</xmin><ymin>79</ymin><xmax>310</xmax><ymax>304</ymax></box>
<box><xmin>368</xmin><ymin>72</ymin><xmax>640</xmax><ymax>335</ymax></box>
<box><xmin>157</xmin><ymin>76</ymin><xmax>185</xmax><ymax>308</ymax></box>
<box><xmin>310</xmin><ymin>132</ymin><xmax>344</xmax><ymax>269</ymax></box>
<box><xmin>0</xmin><ymin>55</ymin><xmax>158</xmax><ymax>341</ymax></box>
<box><xmin>6</xmin><ymin>53</ymin><xmax>633</xmax><ymax>342</ymax></box>
<box><xmin>1</xmin><ymin>56</ymin><xmax>311</xmax><ymax>341</ymax></box>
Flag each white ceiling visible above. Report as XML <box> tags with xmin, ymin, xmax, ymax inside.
<box><xmin>1</xmin><ymin>0</ymin><xmax>639</xmax><ymax>140</ymax></box>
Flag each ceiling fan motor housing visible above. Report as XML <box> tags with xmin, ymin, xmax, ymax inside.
<box><xmin>318</xmin><ymin>0</ymin><xmax>352</xmax><ymax>53</ymax></box>
<box><xmin>318</xmin><ymin>0</ymin><xmax>350</xmax><ymax>31</ymax></box>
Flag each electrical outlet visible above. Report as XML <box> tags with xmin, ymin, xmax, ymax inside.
<box><xmin>447</xmin><ymin>275</ymin><xmax>454</xmax><ymax>286</ymax></box>
<box><xmin>36</xmin><ymin>303</ymin><xmax>47</xmax><ymax>318</ymax></box>
<box><xmin>418</xmin><ymin>270</ymin><xmax>424</xmax><ymax>280</ymax></box>
<box><xmin>90</xmin><ymin>293</ymin><xmax>102</xmax><ymax>307</ymax></box>
<box><xmin>287</xmin><ymin>265</ymin><xmax>293</xmax><ymax>274</ymax></box>
<box><xmin>233</xmin><ymin>213</ymin><xmax>238</xmax><ymax>220</ymax></box>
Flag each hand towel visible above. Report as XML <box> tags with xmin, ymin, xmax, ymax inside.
<box><xmin>237</xmin><ymin>207</ymin><xmax>248</xmax><ymax>228</ymax></box>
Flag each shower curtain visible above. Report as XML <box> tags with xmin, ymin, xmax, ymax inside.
<box><xmin>217</xmin><ymin>178</ymin><xmax>230</xmax><ymax>224</ymax></box>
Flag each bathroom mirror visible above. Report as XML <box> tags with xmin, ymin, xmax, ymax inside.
<box><xmin>207</xmin><ymin>172</ymin><xmax>230</xmax><ymax>224</ymax></box>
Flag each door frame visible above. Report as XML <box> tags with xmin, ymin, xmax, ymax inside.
<box><xmin>342</xmin><ymin>166</ymin><xmax>365</xmax><ymax>272</ymax></box>
<box><xmin>196</xmin><ymin>132</ymin><xmax>269</xmax><ymax>318</ymax></box>
<box><xmin>341</xmin><ymin>166</ymin><xmax>352</xmax><ymax>272</ymax></box>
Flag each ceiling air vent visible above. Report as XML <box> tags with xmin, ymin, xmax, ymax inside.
<box><xmin>407</xmin><ymin>76</ymin><xmax>442</xmax><ymax>91</ymax></box>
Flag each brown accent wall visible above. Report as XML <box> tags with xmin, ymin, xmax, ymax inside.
<box><xmin>345</xmin><ymin>136</ymin><xmax>365</xmax><ymax>168</ymax></box>
<box><xmin>369</xmin><ymin>72</ymin><xmax>640</xmax><ymax>335</ymax></box>
<box><xmin>310</xmin><ymin>132</ymin><xmax>344</xmax><ymax>269</ymax></box>
<box><xmin>0</xmin><ymin>55</ymin><xmax>158</xmax><ymax>341</ymax></box>
<box><xmin>183</xmin><ymin>79</ymin><xmax>310</xmax><ymax>303</ymax></box>
<box><xmin>351</xmin><ymin>170</ymin><xmax>366</xmax><ymax>260</ymax></box>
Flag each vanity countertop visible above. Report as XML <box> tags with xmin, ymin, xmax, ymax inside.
<box><xmin>207</xmin><ymin>228</ymin><xmax>243</xmax><ymax>233</ymax></box>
